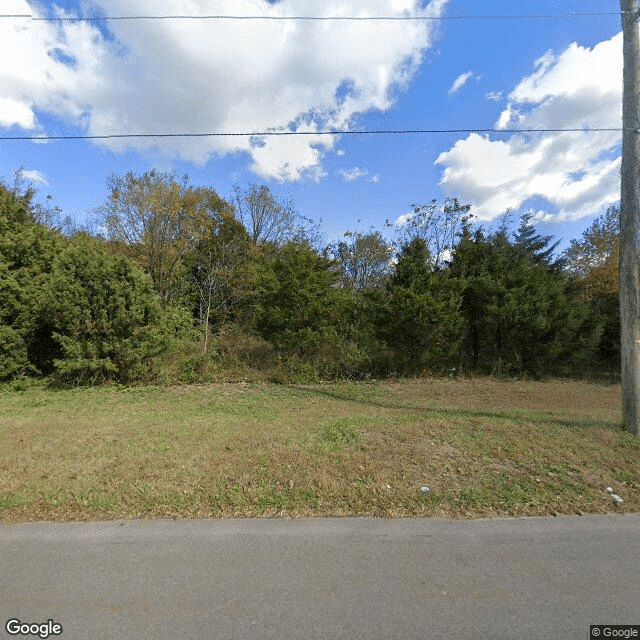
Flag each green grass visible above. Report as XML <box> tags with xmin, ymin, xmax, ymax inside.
<box><xmin>0</xmin><ymin>377</ymin><xmax>637</xmax><ymax>522</ymax></box>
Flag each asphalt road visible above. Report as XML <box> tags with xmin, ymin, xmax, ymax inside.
<box><xmin>1</xmin><ymin>515</ymin><xmax>639</xmax><ymax>640</ymax></box>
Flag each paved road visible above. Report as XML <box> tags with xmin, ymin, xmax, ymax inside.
<box><xmin>1</xmin><ymin>515</ymin><xmax>638</xmax><ymax>640</ymax></box>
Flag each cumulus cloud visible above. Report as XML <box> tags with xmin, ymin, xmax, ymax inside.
<box><xmin>436</xmin><ymin>33</ymin><xmax>622</xmax><ymax>221</ymax></box>
<box><xmin>0</xmin><ymin>0</ymin><xmax>448</xmax><ymax>181</ymax></box>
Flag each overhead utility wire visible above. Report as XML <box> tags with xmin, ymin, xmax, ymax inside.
<box><xmin>0</xmin><ymin>12</ymin><xmax>623</xmax><ymax>21</ymax></box>
<box><xmin>0</xmin><ymin>128</ymin><xmax>623</xmax><ymax>142</ymax></box>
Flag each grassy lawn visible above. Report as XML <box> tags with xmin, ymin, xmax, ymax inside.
<box><xmin>0</xmin><ymin>377</ymin><xmax>638</xmax><ymax>523</ymax></box>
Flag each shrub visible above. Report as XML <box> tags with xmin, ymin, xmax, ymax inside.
<box><xmin>0</xmin><ymin>325</ymin><xmax>29</xmax><ymax>380</ymax></box>
<box><xmin>46</xmin><ymin>234</ymin><xmax>196</xmax><ymax>384</ymax></box>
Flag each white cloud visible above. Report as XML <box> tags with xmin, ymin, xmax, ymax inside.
<box><xmin>448</xmin><ymin>71</ymin><xmax>474</xmax><ymax>95</ymax></box>
<box><xmin>0</xmin><ymin>0</ymin><xmax>448</xmax><ymax>181</ymax></box>
<box><xmin>338</xmin><ymin>166</ymin><xmax>367</xmax><ymax>182</ymax></box>
<box><xmin>20</xmin><ymin>168</ymin><xmax>49</xmax><ymax>186</ymax></box>
<box><xmin>395</xmin><ymin>210</ymin><xmax>413</xmax><ymax>226</ymax></box>
<box><xmin>337</xmin><ymin>166</ymin><xmax>380</xmax><ymax>183</ymax></box>
<box><xmin>485</xmin><ymin>91</ymin><xmax>503</xmax><ymax>102</ymax></box>
<box><xmin>437</xmin><ymin>33</ymin><xmax>622</xmax><ymax>222</ymax></box>
<box><xmin>0</xmin><ymin>96</ymin><xmax>35</xmax><ymax>129</ymax></box>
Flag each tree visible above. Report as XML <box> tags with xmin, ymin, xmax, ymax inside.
<box><xmin>98</xmin><ymin>170</ymin><xmax>232</xmax><ymax>305</ymax></box>
<box><xmin>394</xmin><ymin>198</ymin><xmax>472</xmax><ymax>269</ymax></box>
<box><xmin>185</xmin><ymin>212</ymin><xmax>257</xmax><ymax>352</ymax></box>
<box><xmin>514</xmin><ymin>212</ymin><xmax>561</xmax><ymax>268</ymax></box>
<box><xmin>233</xmin><ymin>183</ymin><xmax>297</xmax><ymax>245</ymax></box>
<box><xmin>0</xmin><ymin>182</ymin><xmax>63</xmax><ymax>378</ymax></box>
<box><xmin>330</xmin><ymin>230</ymin><xmax>393</xmax><ymax>293</ymax></box>
<box><xmin>449</xmin><ymin>224</ymin><xmax>599</xmax><ymax>376</ymax></box>
<box><xmin>46</xmin><ymin>234</ymin><xmax>195</xmax><ymax>384</ymax></box>
<box><xmin>254</xmin><ymin>241</ymin><xmax>362</xmax><ymax>377</ymax></box>
<box><xmin>374</xmin><ymin>238</ymin><xmax>463</xmax><ymax>374</ymax></box>
<box><xmin>563</xmin><ymin>205</ymin><xmax>620</xmax><ymax>295</ymax></box>
<box><xmin>255</xmin><ymin>241</ymin><xmax>342</xmax><ymax>341</ymax></box>
<box><xmin>563</xmin><ymin>206</ymin><xmax>621</xmax><ymax>373</ymax></box>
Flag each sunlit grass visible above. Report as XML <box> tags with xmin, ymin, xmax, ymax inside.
<box><xmin>0</xmin><ymin>377</ymin><xmax>637</xmax><ymax>522</ymax></box>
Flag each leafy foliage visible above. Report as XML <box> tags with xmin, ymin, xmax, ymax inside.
<box><xmin>562</xmin><ymin>206</ymin><xmax>620</xmax><ymax>372</ymax></box>
<box><xmin>373</xmin><ymin>238</ymin><xmax>463</xmax><ymax>374</ymax></box>
<box><xmin>184</xmin><ymin>211</ymin><xmax>257</xmax><ymax>351</ymax></box>
<box><xmin>449</xmin><ymin>224</ymin><xmax>600</xmax><ymax>376</ymax></box>
<box><xmin>255</xmin><ymin>241</ymin><xmax>366</xmax><ymax>378</ymax></box>
<box><xmin>0</xmin><ymin>168</ymin><xmax>622</xmax><ymax>384</ymax></box>
<box><xmin>46</xmin><ymin>234</ymin><xmax>197</xmax><ymax>384</ymax></box>
<box><xmin>98</xmin><ymin>170</ymin><xmax>232</xmax><ymax>305</ymax></box>
<box><xmin>0</xmin><ymin>184</ymin><xmax>64</xmax><ymax>377</ymax></box>
<box><xmin>330</xmin><ymin>230</ymin><xmax>393</xmax><ymax>293</ymax></box>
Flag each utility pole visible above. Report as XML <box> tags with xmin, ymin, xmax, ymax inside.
<box><xmin>620</xmin><ymin>0</ymin><xmax>640</xmax><ymax>435</ymax></box>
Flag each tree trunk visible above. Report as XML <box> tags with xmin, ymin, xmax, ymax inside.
<box><xmin>620</xmin><ymin>0</ymin><xmax>640</xmax><ymax>435</ymax></box>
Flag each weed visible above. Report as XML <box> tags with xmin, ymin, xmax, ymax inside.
<box><xmin>321</xmin><ymin>419</ymin><xmax>362</xmax><ymax>452</ymax></box>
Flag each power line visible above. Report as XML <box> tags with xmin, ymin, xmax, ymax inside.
<box><xmin>0</xmin><ymin>128</ymin><xmax>623</xmax><ymax>141</ymax></box>
<box><xmin>0</xmin><ymin>12</ymin><xmax>623</xmax><ymax>22</ymax></box>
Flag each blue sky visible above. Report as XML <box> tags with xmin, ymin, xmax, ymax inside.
<box><xmin>0</xmin><ymin>0</ymin><xmax>623</xmax><ymax>252</ymax></box>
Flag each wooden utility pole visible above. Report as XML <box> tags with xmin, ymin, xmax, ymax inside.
<box><xmin>620</xmin><ymin>0</ymin><xmax>640</xmax><ymax>435</ymax></box>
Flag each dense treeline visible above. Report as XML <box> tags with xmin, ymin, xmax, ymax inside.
<box><xmin>0</xmin><ymin>171</ymin><xmax>622</xmax><ymax>385</ymax></box>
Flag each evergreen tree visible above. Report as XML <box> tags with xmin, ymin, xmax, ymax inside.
<box><xmin>514</xmin><ymin>212</ymin><xmax>561</xmax><ymax>268</ymax></box>
<box><xmin>254</xmin><ymin>241</ymin><xmax>363</xmax><ymax>377</ymax></box>
<box><xmin>46</xmin><ymin>233</ymin><xmax>197</xmax><ymax>384</ymax></box>
<box><xmin>374</xmin><ymin>238</ymin><xmax>463</xmax><ymax>374</ymax></box>
<box><xmin>449</xmin><ymin>224</ymin><xmax>599</xmax><ymax>376</ymax></box>
<box><xmin>0</xmin><ymin>184</ymin><xmax>63</xmax><ymax>377</ymax></box>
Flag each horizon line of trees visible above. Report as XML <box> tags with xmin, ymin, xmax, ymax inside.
<box><xmin>0</xmin><ymin>169</ymin><xmax>622</xmax><ymax>385</ymax></box>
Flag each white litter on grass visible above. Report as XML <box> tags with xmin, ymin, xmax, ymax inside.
<box><xmin>605</xmin><ymin>486</ymin><xmax>623</xmax><ymax>504</ymax></box>
<box><xmin>420</xmin><ymin>486</ymin><xmax>430</xmax><ymax>494</ymax></box>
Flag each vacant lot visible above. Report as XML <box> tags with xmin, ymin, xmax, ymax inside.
<box><xmin>0</xmin><ymin>378</ymin><xmax>637</xmax><ymax>523</ymax></box>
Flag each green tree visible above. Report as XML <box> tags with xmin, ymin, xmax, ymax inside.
<box><xmin>254</xmin><ymin>241</ymin><xmax>363</xmax><ymax>377</ymax></box>
<box><xmin>0</xmin><ymin>182</ymin><xmax>63</xmax><ymax>378</ymax></box>
<box><xmin>46</xmin><ymin>234</ymin><xmax>195</xmax><ymax>384</ymax></box>
<box><xmin>256</xmin><ymin>241</ymin><xmax>342</xmax><ymax>341</ymax></box>
<box><xmin>514</xmin><ymin>212</ymin><xmax>561</xmax><ymax>268</ymax></box>
<box><xmin>373</xmin><ymin>238</ymin><xmax>463</xmax><ymax>374</ymax></box>
<box><xmin>449</xmin><ymin>224</ymin><xmax>599</xmax><ymax>376</ymax></box>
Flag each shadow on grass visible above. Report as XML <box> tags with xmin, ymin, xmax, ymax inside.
<box><xmin>293</xmin><ymin>385</ymin><xmax>624</xmax><ymax>433</ymax></box>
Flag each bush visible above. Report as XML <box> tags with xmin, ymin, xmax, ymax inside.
<box><xmin>0</xmin><ymin>325</ymin><xmax>29</xmax><ymax>380</ymax></box>
<box><xmin>46</xmin><ymin>234</ymin><xmax>196</xmax><ymax>384</ymax></box>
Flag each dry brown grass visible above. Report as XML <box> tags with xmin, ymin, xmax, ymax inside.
<box><xmin>0</xmin><ymin>377</ymin><xmax>637</xmax><ymax>523</ymax></box>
